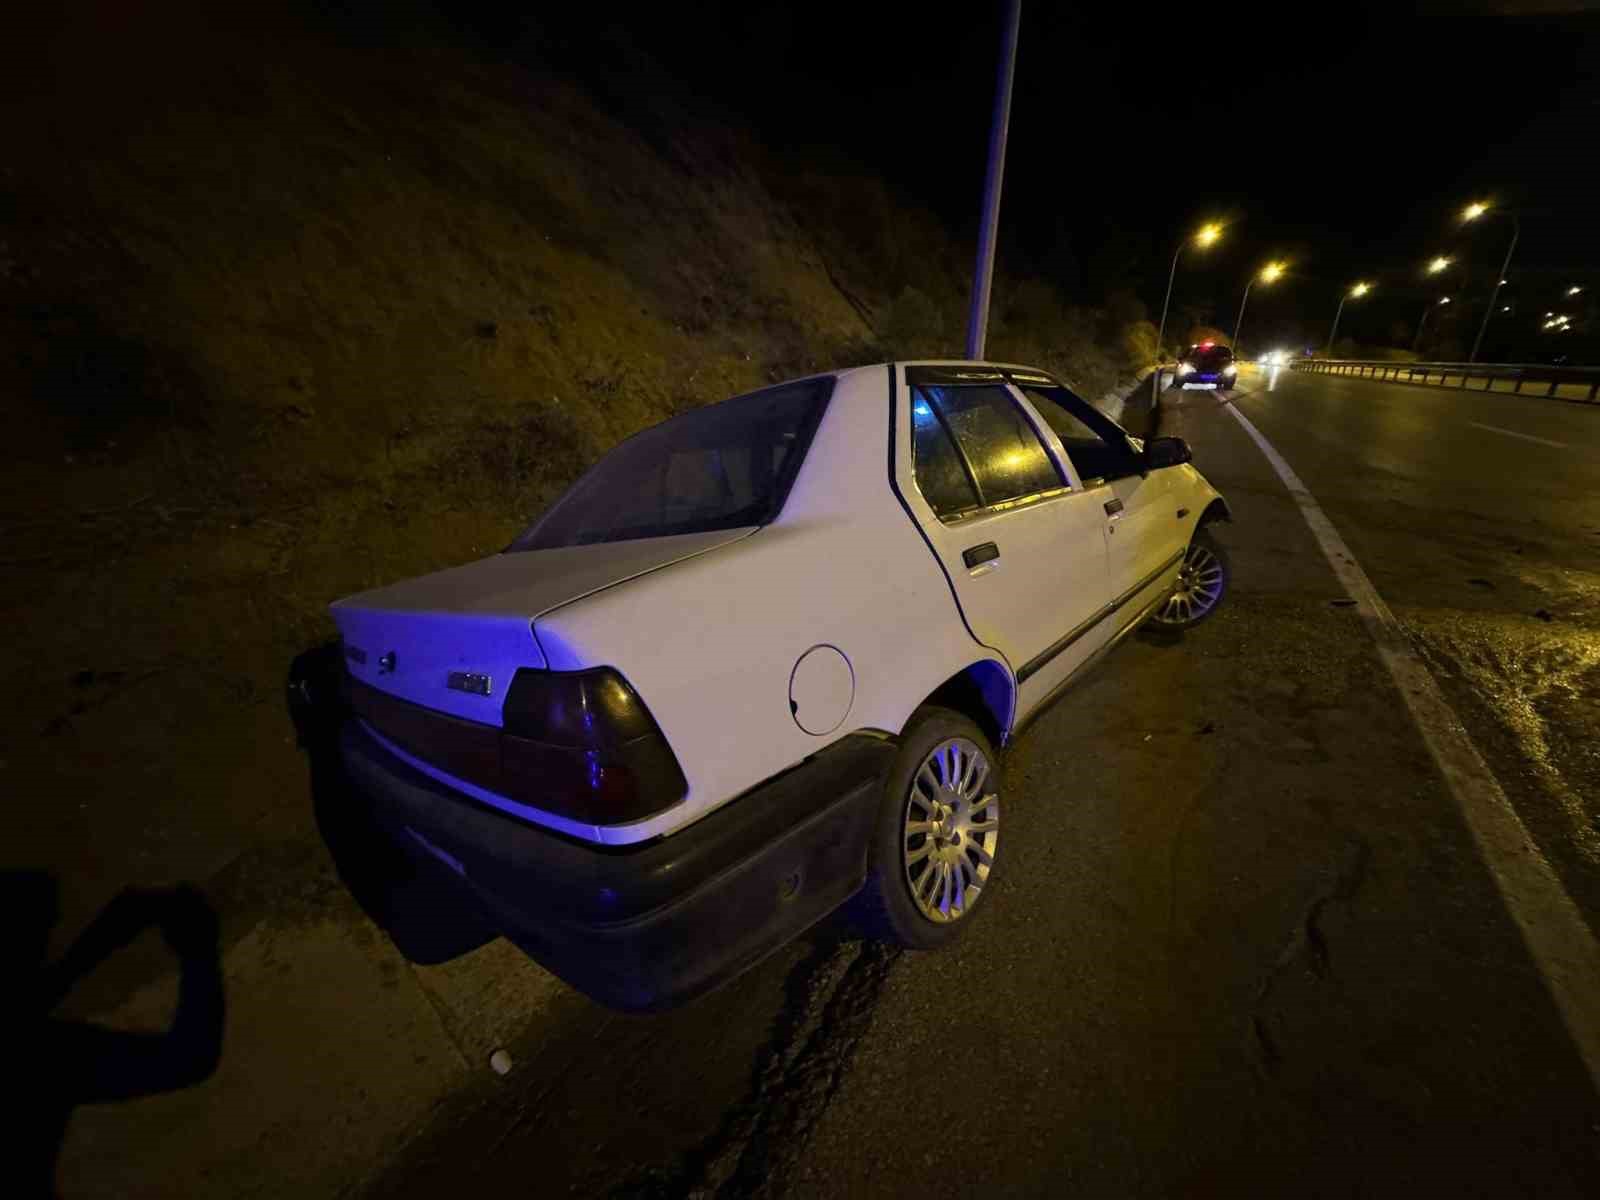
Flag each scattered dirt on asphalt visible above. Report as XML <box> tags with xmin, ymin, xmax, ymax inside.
<box><xmin>614</xmin><ymin>935</ymin><xmax>900</xmax><ymax>1199</ymax></box>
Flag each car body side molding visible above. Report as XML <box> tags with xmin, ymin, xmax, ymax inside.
<box><xmin>1015</xmin><ymin>547</ymin><xmax>1184</xmax><ymax>684</ymax></box>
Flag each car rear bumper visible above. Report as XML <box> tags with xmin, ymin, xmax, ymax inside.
<box><xmin>339</xmin><ymin>718</ymin><xmax>893</xmax><ymax>1011</ymax></box>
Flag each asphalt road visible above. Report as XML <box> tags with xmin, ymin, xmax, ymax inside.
<box><xmin>365</xmin><ymin>371</ymin><xmax>1600</xmax><ymax>1198</ymax></box>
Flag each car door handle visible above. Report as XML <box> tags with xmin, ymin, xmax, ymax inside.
<box><xmin>1103</xmin><ymin>498</ymin><xmax>1124</xmax><ymax>516</ymax></box>
<box><xmin>963</xmin><ymin>542</ymin><xmax>1000</xmax><ymax>568</ymax></box>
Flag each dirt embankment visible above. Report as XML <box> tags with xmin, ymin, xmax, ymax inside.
<box><xmin>4</xmin><ymin>9</ymin><xmax>886</xmax><ymax>939</ymax></box>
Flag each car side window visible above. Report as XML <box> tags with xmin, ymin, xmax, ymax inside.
<box><xmin>1021</xmin><ymin>386</ymin><xmax>1142</xmax><ymax>483</ymax></box>
<box><xmin>917</xmin><ymin>385</ymin><xmax>1063</xmax><ymax>509</ymax></box>
<box><xmin>911</xmin><ymin>392</ymin><xmax>981</xmax><ymax>518</ymax></box>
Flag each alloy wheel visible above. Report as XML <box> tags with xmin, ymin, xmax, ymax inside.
<box><xmin>902</xmin><ymin>737</ymin><xmax>999</xmax><ymax>923</ymax></box>
<box><xmin>1156</xmin><ymin>539</ymin><xmax>1226</xmax><ymax>625</ymax></box>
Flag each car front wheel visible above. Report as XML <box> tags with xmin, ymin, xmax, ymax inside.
<box><xmin>1150</xmin><ymin>525</ymin><xmax>1230</xmax><ymax>629</ymax></box>
<box><xmin>854</xmin><ymin>706</ymin><xmax>1002</xmax><ymax>950</ymax></box>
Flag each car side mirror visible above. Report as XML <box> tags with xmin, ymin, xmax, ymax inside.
<box><xmin>1144</xmin><ymin>436</ymin><xmax>1192</xmax><ymax>470</ymax></box>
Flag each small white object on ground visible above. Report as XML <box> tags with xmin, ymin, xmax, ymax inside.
<box><xmin>489</xmin><ymin>1049</ymin><xmax>513</xmax><ymax>1076</ymax></box>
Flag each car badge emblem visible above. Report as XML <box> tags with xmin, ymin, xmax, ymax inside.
<box><xmin>378</xmin><ymin>650</ymin><xmax>397</xmax><ymax>674</ymax></box>
<box><xmin>447</xmin><ymin>671</ymin><xmax>493</xmax><ymax>696</ymax></box>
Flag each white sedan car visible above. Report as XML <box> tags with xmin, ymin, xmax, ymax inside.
<box><xmin>323</xmin><ymin>361</ymin><xmax>1232</xmax><ymax>1009</ymax></box>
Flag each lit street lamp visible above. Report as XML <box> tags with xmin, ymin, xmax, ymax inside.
<box><xmin>1427</xmin><ymin>255</ymin><xmax>1454</xmax><ymax>275</ymax></box>
<box><xmin>1155</xmin><ymin>222</ymin><xmax>1223</xmax><ymax>362</ymax></box>
<box><xmin>1462</xmin><ymin>200</ymin><xmax>1520</xmax><ymax>363</ymax></box>
<box><xmin>1325</xmin><ymin>281</ymin><xmax>1373</xmax><ymax>358</ymax></box>
<box><xmin>1567</xmin><ymin>285</ymin><xmax>1584</xmax><ymax>297</ymax></box>
<box><xmin>1232</xmin><ymin>261</ymin><xmax>1286</xmax><ymax>358</ymax></box>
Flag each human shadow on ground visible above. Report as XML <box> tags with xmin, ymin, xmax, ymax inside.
<box><xmin>6</xmin><ymin>871</ymin><xmax>224</xmax><ymax>1197</ymax></box>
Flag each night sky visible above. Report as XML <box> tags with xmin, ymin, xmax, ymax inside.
<box><xmin>605</xmin><ymin>0</ymin><xmax>1600</xmax><ymax>352</ymax></box>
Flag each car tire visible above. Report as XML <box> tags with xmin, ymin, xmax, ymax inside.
<box><xmin>853</xmin><ymin>706</ymin><xmax>1003</xmax><ymax>950</ymax></box>
<box><xmin>1149</xmin><ymin>524</ymin><xmax>1231</xmax><ymax>630</ymax></box>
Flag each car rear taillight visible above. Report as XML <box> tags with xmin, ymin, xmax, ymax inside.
<box><xmin>499</xmin><ymin>668</ymin><xmax>688</xmax><ymax>825</ymax></box>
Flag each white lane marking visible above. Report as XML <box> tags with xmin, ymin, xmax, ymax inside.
<box><xmin>1468</xmin><ymin>422</ymin><xmax>1569</xmax><ymax>449</ymax></box>
<box><xmin>1226</xmin><ymin>401</ymin><xmax>1600</xmax><ymax>1093</ymax></box>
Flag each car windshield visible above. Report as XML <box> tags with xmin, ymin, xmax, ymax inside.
<box><xmin>508</xmin><ymin>377</ymin><xmax>832</xmax><ymax>550</ymax></box>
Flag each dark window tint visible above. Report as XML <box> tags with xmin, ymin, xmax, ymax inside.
<box><xmin>911</xmin><ymin>392</ymin><xmax>980</xmax><ymax>517</ymax></box>
<box><xmin>919</xmin><ymin>385</ymin><xmax>1062</xmax><ymax>506</ymax></box>
<box><xmin>1187</xmin><ymin>346</ymin><xmax>1233</xmax><ymax>370</ymax></box>
<box><xmin>1021</xmin><ymin>386</ymin><xmax>1142</xmax><ymax>482</ymax></box>
<box><xmin>1023</xmin><ymin>387</ymin><xmax>1103</xmax><ymax>445</ymax></box>
<box><xmin>510</xmin><ymin>379</ymin><xmax>830</xmax><ymax>549</ymax></box>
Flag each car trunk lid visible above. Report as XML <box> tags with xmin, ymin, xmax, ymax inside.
<box><xmin>330</xmin><ymin>527</ymin><xmax>754</xmax><ymax>723</ymax></box>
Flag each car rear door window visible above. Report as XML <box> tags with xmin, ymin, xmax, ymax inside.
<box><xmin>917</xmin><ymin>385</ymin><xmax>1063</xmax><ymax>509</ymax></box>
<box><xmin>911</xmin><ymin>393</ymin><xmax>981</xmax><ymax>518</ymax></box>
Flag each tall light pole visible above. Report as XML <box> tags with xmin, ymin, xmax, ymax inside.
<box><xmin>1155</xmin><ymin>223</ymin><xmax>1223</xmax><ymax>361</ymax></box>
<box><xmin>964</xmin><ymin>0</ymin><xmax>1022</xmax><ymax>361</ymax></box>
<box><xmin>1411</xmin><ymin>256</ymin><xmax>1458</xmax><ymax>356</ymax></box>
<box><xmin>1325</xmin><ymin>281</ymin><xmax>1372</xmax><ymax>358</ymax></box>
<box><xmin>1462</xmin><ymin>201</ymin><xmax>1520</xmax><ymax>363</ymax></box>
<box><xmin>1413</xmin><ymin>295</ymin><xmax>1451</xmax><ymax>354</ymax></box>
<box><xmin>1232</xmin><ymin>261</ymin><xmax>1286</xmax><ymax>358</ymax></box>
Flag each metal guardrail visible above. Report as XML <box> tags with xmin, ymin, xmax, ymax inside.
<box><xmin>1293</xmin><ymin>357</ymin><xmax>1600</xmax><ymax>403</ymax></box>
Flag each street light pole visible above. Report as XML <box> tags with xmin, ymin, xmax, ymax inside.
<box><xmin>1231</xmin><ymin>279</ymin><xmax>1255</xmax><ymax>356</ymax></box>
<box><xmin>1156</xmin><ymin>228</ymin><xmax>1225</xmax><ymax>360</ymax></box>
<box><xmin>1325</xmin><ymin>294</ymin><xmax>1347</xmax><ymax>358</ymax></box>
<box><xmin>964</xmin><ymin>0</ymin><xmax>1022</xmax><ymax>361</ymax></box>
<box><xmin>1151</xmin><ymin>223</ymin><xmax>1221</xmax><ymax>403</ymax></box>
<box><xmin>1155</xmin><ymin>242</ymin><xmax>1184</xmax><ymax>364</ymax></box>
<box><xmin>1468</xmin><ymin>211</ymin><xmax>1520</xmax><ymax>363</ymax></box>
<box><xmin>1232</xmin><ymin>262</ymin><xmax>1286</xmax><ymax>358</ymax></box>
<box><xmin>1414</xmin><ymin>297</ymin><xmax>1450</xmax><ymax>354</ymax></box>
<box><xmin>1412</xmin><ymin>301</ymin><xmax>1432</xmax><ymax>354</ymax></box>
<box><xmin>1325</xmin><ymin>282</ymin><xmax>1370</xmax><ymax>358</ymax></box>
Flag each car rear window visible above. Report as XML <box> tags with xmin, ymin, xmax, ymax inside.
<box><xmin>509</xmin><ymin>378</ymin><xmax>831</xmax><ymax>550</ymax></box>
<box><xmin>1189</xmin><ymin>346</ymin><xmax>1233</xmax><ymax>369</ymax></box>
